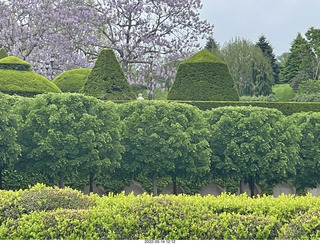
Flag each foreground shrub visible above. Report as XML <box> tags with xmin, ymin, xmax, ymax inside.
<box><xmin>2</xmin><ymin>189</ymin><xmax>320</xmax><ymax>240</ymax></box>
<box><xmin>278</xmin><ymin>210</ymin><xmax>320</xmax><ymax>240</ymax></box>
<box><xmin>0</xmin><ymin>184</ymin><xmax>93</xmax><ymax>225</ymax></box>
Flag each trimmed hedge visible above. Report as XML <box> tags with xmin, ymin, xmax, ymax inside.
<box><xmin>82</xmin><ymin>49</ymin><xmax>136</xmax><ymax>100</ymax></box>
<box><xmin>0</xmin><ymin>184</ymin><xmax>94</xmax><ymax>225</ymax></box>
<box><xmin>278</xmin><ymin>211</ymin><xmax>320</xmax><ymax>240</ymax></box>
<box><xmin>167</xmin><ymin>49</ymin><xmax>239</xmax><ymax>101</ymax></box>
<box><xmin>171</xmin><ymin>100</ymin><xmax>320</xmax><ymax>115</ymax></box>
<box><xmin>3</xmin><ymin>186</ymin><xmax>320</xmax><ymax>240</ymax></box>
<box><xmin>0</xmin><ymin>56</ymin><xmax>31</xmax><ymax>71</ymax></box>
<box><xmin>52</xmin><ymin>68</ymin><xmax>91</xmax><ymax>93</ymax></box>
<box><xmin>0</xmin><ymin>56</ymin><xmax>61</xmax><ymax>96</ymax></box>
<box><xmin>0</xmin><ymin>69</ymin><xmax>62</xmax><ymax>96</ymax></box>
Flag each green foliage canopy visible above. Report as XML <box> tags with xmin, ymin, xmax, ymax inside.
<box><xmin>205</xmin><ymin>106</ymin><xmax>300</xmax><ymax>196</ymax></box>
<box><xmin>0</xmin><ymin>92</ymin><xmax>21</xmax><ymax>189</ymax></box>
<box><xmin>16</xmin><ymin>93</ymin><xmax>123</xmax><ymax>189</ymax></box>
<box><xmin>288</xmin><ymin>112</ymin><xmax>320</xmax><ymax>189</ymax></box>
<box><xmin>118</xmin><ymin>101</ymin><xmax>211</xmax><ymax>195</ymax></box>
<box><xmin>221</xmin><ymin>38</ymin><xmax>274</xmax><ymax>96</ymax></box>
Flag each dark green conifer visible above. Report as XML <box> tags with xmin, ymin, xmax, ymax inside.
<box><xmin>167</xmin><ymin>49</ymin><xmax>239</xmax><ymax>101</ymax></box>
<box><xmin>83</xmin><ymin>49</ymin><xmax>136</xmax><ymax>100</ymax></box>
<box><xmin>256</xmin><ymin>35</ymin><xmax>280</xmax><ymax>84</ymax></box>
<box><xmin>280</xmin><ymin>33</ymin><xmax>315</xmax><ymax>90</ymax></box>
<box><xmin>0</xmin><ymin>48</ymin><xmax>8</xmax><ymax>59</ymax></box>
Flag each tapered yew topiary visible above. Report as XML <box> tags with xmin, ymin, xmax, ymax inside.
<box><xmin>82</xmin><ymin>49</ymin><xmax>136</xmax><ymax>100</ymax></box>
<box><xmin>167</xmin><ymin>49</ymin><xmax>239</xmax><ymax>101</ymax></box>
<box><xmin>0</xmin><ymin>48</ymin><xmax>8</xmax><ymax>59</ymax></box>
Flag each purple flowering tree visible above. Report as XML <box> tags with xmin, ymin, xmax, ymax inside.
<box><xmin>0</xmin><ymin>0</ymin><xmax>98</xmax><ymax>79</ymax></box>
<box><xmin>0</xmin><ymin>0</ymin><xmax>213</xmax><ymax>94</ymax></box>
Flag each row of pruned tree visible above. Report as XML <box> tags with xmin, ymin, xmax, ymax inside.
<box><xmin>1</xmin><ymin>92</ymin><xmax>320</xmax><ymax>196</ymax></box>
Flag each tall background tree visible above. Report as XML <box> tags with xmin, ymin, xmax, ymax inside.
<box><xmin>280</xmin><ymin>32</ymin><xmax>316</xmax><ymax>91</ymax></box>
<box><xmin>256</xmin><ymin>35</ymin><xmax>280</xmax><ymax>84</ymax></box>
<box><xmin>305</xmin><ymin>27</ymin><xmax>320</xmax><ymax>81</ymax></box>
<box><xmin>220</xmin><ymin>38</ymin><xmax>274</xmax><ymax>96</ymax></box>
<box><xmin>205</xmin><ymin>37</ymin><xmax>222</xmax><ymax>57</ymax></box>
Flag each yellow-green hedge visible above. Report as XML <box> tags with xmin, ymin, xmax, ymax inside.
<box><xmin>2</xmin><ymin>185</ymin><xmax>320</xmax><ymax>240</ymax></box>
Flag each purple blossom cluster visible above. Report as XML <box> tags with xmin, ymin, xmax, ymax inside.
<box><xmin>0</xmin><ymin>0</ymin><xmax>213</xmax><ymax>94</ymax></box>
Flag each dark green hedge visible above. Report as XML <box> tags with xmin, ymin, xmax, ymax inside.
<box><xmin>171</xmin><ymin>100</ymin><xmax>320</xmax><ymax>115</ymax></box>
<box><xmin>82</xmin><ymin>49</ymin><xmax>136</xmax><ymax>100</ymax></box>
<box><xmin>167</xmin><ymin>49</ymin><xmax>239</xmax><ymax>101</ymax></box>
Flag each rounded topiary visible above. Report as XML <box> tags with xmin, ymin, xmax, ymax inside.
<box><xmin>0</xmin><ymin>184</ymin><xmax>93</xmax><ymax>224</ymax></box>
<box><xmin>19</xmin><ymin>185</ymin><xmax>93</xmax><ymax>213</ymax></box>
<box><xmin>0</xmin><ymin>48</ymin><xmax>8</xmax><ymax>59</ymax></box>
<box><xmin>82</xmin><ymin>49</ymin><xmax>136</xmax><ymax>100</ymax></box>
<box><xmin>52</xmin><ymin>68</ymin><xmax>91</xmax><ymax>93</ymax></box>
<box><xmin>0</xmin><ymin>56</ymin><xmax>61</xmax><ymax>96</ymax></box>
<box><xmin>167</xmin><ymin>49</ymin><xmax>239</xmax><ymax>101</ymax></box>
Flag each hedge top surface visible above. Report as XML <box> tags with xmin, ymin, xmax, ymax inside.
<box><xmin>181</xmin><ymin>49</ymin><xmax>225</xmax><ymax>64</ymax></box>
<box><xmin>52</xmin><ymin>68</ymin><xmax>91</xmax><ymax>93</ymax></box>
<box><xmin>0</xmin><ymin>56</ymin><xmax>31</xmax><ymax>68</ymax></box>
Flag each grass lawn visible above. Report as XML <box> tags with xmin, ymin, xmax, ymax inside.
<box><xmin>272</xmin><ymin>84</ymin><xmax>294</xmax><ymax>102</ymax></box>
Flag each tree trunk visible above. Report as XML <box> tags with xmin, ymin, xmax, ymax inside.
<box><xmin>248</xmin><ymin>178</ymin><xmax>255</xmax><ymax>198</ymax></box>
<box><xmin>240</xmin><ymin>179</ymin><xmax>246</xmax><ymax>194</ymax></box>
<box><xmin>59</xmin><ymin>171</ymin><xmax>65</xmax><ymax>189</ymax></box>
<box><xmin>172</xmin><ymin>174</ymin><xmax>177</xmax><ymax>195</ymax></box>
<box><xmin>89</xmin><ymin>173</ymin><xmax>94</xmax><ymax>194</ymax></box>
<box><xmin>0</xmin><ymin>167</ymin><xmax>3</xmax><ymax>190</ymax></box>
<box><xmin>153</xmin><ymin>172</ymin><xmax>158</xmax><ymax>196</ymax></box>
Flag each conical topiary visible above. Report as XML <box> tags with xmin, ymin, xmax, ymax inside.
<box><xmin>167</xmin><ymin>49</ymin><xmax>239</xmax><ymax>101</ymax></box>
<box><xmin>0</xmin><ymin>56</ymin><xmax>62</xmax><ymax>96</ymax></box>
<box><xmin>0</xmin><ymin>48</ymin><xmax>8</xmax><ymax>59</ymax></box>
<box><xmin>82</xmin><ymin>49</ymin><xmax>136</xmax><ymax>100</ymax></box>
<box><xmin>52</xmin><ymin>68</ymin><xmax>91</xmax><ymax>93</ymax></box>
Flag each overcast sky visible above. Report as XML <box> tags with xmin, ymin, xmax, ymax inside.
<box><xmin>199</xmin><ymin>0</ymin><xmax>320</xmax><ymax>56</ymax></box>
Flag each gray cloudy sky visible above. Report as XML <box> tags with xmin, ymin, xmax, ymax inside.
<box><xmin>199</xmin><ymin>0</ymin><xmax>320</xmax><ymax>56</ymax></box>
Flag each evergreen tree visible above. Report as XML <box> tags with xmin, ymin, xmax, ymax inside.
<box><xmin>280</xmin><ymin>33</ymin><xmax>316</xmax><ymax>90</ymax></box>
<box><xmin>305</xmin><ymin>27</ymin><xmax>320</xmax><ymax>80</ymax></box>
<box><xmin>221</xmin><ymin>38</ymin><xmax>274</xmax><ymax>96</ymax></box>
<box><xmin>205</xmin><ymin>37</ymin><xmax>221</xmax><ymax>57</ymax></box>
<box><xmin>256</xmin><ymin>35</ymin><xmax>280</xmax><ymax>84</ymax></box>
<box><xmin>0</xmin><ymin>48</ymin><xmax>8</xmax><ymax>59</ymax></box>
<box><xmin>83</xmin><ymin>49</ymin><xmax>136</xmax><ymax>100</ymax></box>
